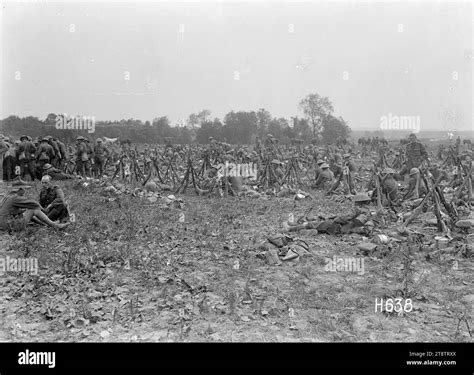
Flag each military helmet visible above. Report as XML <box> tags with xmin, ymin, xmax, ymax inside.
<box><xmin>409</xmin><ymin>167</ymin><xmax>419</xmax><ymax>175</ymax></box>
<box><xmin>317</xmin><ymin>159</ymin><xmax>325</xmax><ymax>165</ymax></box>
<box><xmin>96</xmin><ymin>138</ymin><xmax>102</xmax><ymax>143</ymax></box>
<box><xmin>320</xmin><ymin>163</ymin><xmax>329</xmax><ymax>169</ymax></box>
<box><xmin>382</xmin><ymin>168</ymin><xmax>395</xmax><ymax>174</ymax></box>
<box><xmin>76</xmin><ymin>136</ymin><xmax>85</xmax><ymax>141</ymax></box>
<box><xmin>353</xmin><ymin>192</ymin><xmax>371</xmax><ymax>202</ymax></box>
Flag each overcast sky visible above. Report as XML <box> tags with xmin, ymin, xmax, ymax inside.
<box><xmin>1</xmin><ymin>0</ymin><xmax>472</xmax><ymax>131</ymax></box>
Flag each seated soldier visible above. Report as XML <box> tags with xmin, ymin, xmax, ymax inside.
<box><xmin>313</xmin><ymin>163</ymin><xmax>334</xmax><ymax>190</ymax></box>
<box><xmin>403</xmin><ymin>168</ymin><xmax>427</xmax><ymax>200</ymax></box>
<box><xmin>380</xmin><ymin>168</ymin><xmax>399</xmax><ymax>204</ymax></box>
<box><xmin>39</xmin><ymin>175</ymin><xmax>69</xmax><ymax>221</ymax></box>
<box><xmin>42</xmin><ymin>163</ymin><xmax>73</xmax><ymax>180</ymax></box>
<box><xmin>0</xmin><ymin>182</ymin><xmax>69</xmax><ymax>233</ymax></box>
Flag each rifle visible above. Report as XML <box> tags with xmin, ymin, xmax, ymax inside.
<box><xmin>404</xmin><ymin>175</ymin><xmax>444</xmax><ymax>226</ymax></box>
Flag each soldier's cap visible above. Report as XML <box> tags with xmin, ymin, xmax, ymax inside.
<box><xmin>409</xmin><ymin>167</ymin><xmax>420</xmax><ymax>175</ymax></box>
<box><xmin>353</xmin><ymin>192</ymin><xmax>371</xmax><ymax>202</ymax></box>
<box><xmin>45</xmin><ymin>135</ymin><xmax>52</xmax><ymax>140</ymax></box>
<box><xmin>343</xmin><ymin>153</ymin><xmax>351</xmax><ymax>158</ymax></box>
<box><xmin>317</xmin><ymin>160</ymin><xmax>325</xmax><ymax>165</ymax></box>
<box><xmin>41</xmin><ymin>138</ymin><xmax>49</xmax><ymax>142</ymax></box>
<box><xmin>267</xmin><ymin>134</ymin><xmax>273</xmax><ymax>137</ymax></box>
<box><xmin>27</xmin><ymin>136</ymin><xmax>32</xmax><ymax>141</ymax></box>
<box><xmin>208</xmin><ymin>136</ymin><xmax>213</xmax><ymax>140</ymax></box>
<box><xmin>43</xmin><ymin>163</ymin><xmax>52</xmax><ymax>170</ymax></box>
<box><xmin>382</xmin><ymin>168</ymin><xmax>395</xmax><ymax>174</ymax></box>
<box><xmin>76</xmin><ymin>136</ymin><xmax>85</xmax><ymax>141</ymax></box>
<box><xmin>96</xmin><ymin>138</ymin><xmax>102</xmax><ymax>143</ymax></box>
<box><xmin>320</xmin><ymin>163</ymin><xmax>329</xmax><ymax>168</ymax></box>
<box><xmin>408</xmin><ymin>133</ymin><xmax>417</xmax><ymax>138</ymax></box>
<box><xmin>20</xmin><ymin>135</ymin><xmax>28</xmax><ymax>141</ymax></box>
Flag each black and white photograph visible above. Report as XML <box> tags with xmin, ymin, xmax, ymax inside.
<box><xmin>0</xmin><ymin>0</ymin><xmax>472</xmax><ymax>370</ymax></box>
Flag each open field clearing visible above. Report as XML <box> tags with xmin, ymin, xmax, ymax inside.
<box><xmin>1</xmin><ymin>177</ymin><xmax>472</xmax><ymax>343</ymax></box>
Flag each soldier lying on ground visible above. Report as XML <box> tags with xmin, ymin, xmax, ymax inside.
<box><xmin>0</xmin><ymin>183</ymin><xmax>69</xmax><ymax>233</ymax></box>
<box><xmin>42</xmin><ymin>163</ymin><xmax>73</xmax><ymax>180</ymax></box>
<box><xmin>283</xmin><ymin>192</ymin><xmax>376</xmax><ymax>236</ymax></box>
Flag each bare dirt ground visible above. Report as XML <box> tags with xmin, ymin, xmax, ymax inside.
<box><xmin>1</xmin><ymin>177</ymin><xmax>472</xmax><ymax>343</ymax></box>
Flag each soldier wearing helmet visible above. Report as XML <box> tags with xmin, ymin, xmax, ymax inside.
<box><xmin>380</xmin><ymin>167</ymin><xmax>399</xmax><ymax>204</ymax></box>
<box><xmin>403</xmin><ymin>167</ymin><xmax>427</xmax><ymax>200</ymax></box>
<box><xmin>93</xmin><ymin>138</ymin><xmax>110</xmax><ymax>178</ymax></box>
<box><xmin>314</xmin><ymin>192</ymin><xmax>374</xmax><ymax>235</ymax></box>
<box><xmin>342</xmin><ymin>153</ymin><xmax>357</xmax><ymax>195</ymax></box>
<box><xmin>35</xmin><ymin>138</ymin><xmax>55</xmax><ymax>176</ymax></box>
<box><xmin>75</xmin><ymin>136</ymin><xmax>89</xmax><ymax>177</ymax></box>
<box><xmin>313</xmin><ymin>162</ymin><xmax>334</xmax><ymax>190</ymax></box>
<box><xmin>18</xmin><ymin>135</ymin><xmax>37</xmax><ymax>181</ymax></box>
<box><xmin>402</xmin><ymin>133</ymin><xmax>428</xmax><ymax>175</ymax></box>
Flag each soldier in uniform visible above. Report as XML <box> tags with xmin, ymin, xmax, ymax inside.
<box><xmin>39</xmin><ymin>175</ymin><xmax>69</xmax><ymax>221</ymax></box>
<box><xmin>46</xmin><ymin>136</ymin><xmax>60</xmax><ymax>168</ymax></box>
<box><xmin>42</xmin><ymin>163</ymin><xmax>73</xmax><ymax>180</ymax></box>
<box><xmin>342</xmin><ymin>153</ymin><xmax>357</xmax><ymax>194</ymax></box>
<box><xmin>313</xmin><ymin>163</ymin><xmax>334</xmax><ymax>190</ymax></box>
<box><xmin>93</xmin><ymin>138</ymin><xmax>110</xmax><ymax>178</ymax></box>
<box><xmin>403</xmin><ymin>167</ymin><xmax>427</xmax><ymax>200</ymax></box>
<box><xmin>401</xmin><ymin>133</ymin><xmax>428</xmax><ymax>176</ymax></box>
<box><xmin>18</xmin><ymin>135</ymin><xmax>37</xmax><ymax>181</ymax></box>
<box><xmin>311</xmin><ymin>192</ymin><xmax>375</xmax><ymax>235</ymax></box>
<box><xmin>75</xmin><ymin>136</ymin><xmax>89</xmax><ymax>177</ymax></box>
<box><xmin>35</xmin><ymin>138</ymin><xmax>54</xmax><ymax>177</ymax></box>
<box><xmin>380</xmin><ymin>167</ymin><xmax>399</xmax><ymax>204</ymax></box>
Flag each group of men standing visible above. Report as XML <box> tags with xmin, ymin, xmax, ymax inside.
<box><xmin>0</xmin><ymin>134</ymin><xmax>111</xmax><ymax>181</ymax></box>
<box><xmin>0</xmin><ymin>135</ymin><xmax>67</xmax><ymax>181</ymax></box>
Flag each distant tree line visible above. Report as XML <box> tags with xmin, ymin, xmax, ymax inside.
<box><xmin>0</xmin><ymin>94</ymin><xmax>351</xmax><ymax>145</ymax></box>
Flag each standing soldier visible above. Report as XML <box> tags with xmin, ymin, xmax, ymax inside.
<box><xmin>342</xmin><ymin>153</ymin><xmax>357</xmax><ymax>194</ymax></box>
<box><xmin>85</xmin><ymin>138</ymin><xmax>94</xmax><ymax>177</ymax></box>
<box><xmin>46</xmin><ymin>136</ymin><xmax>60</xmax><ymax>168</ymax></box>
<box><xmin>2</xmin><ymin>140</ymin><xmax>17</xmax><ymax>181</ymax></box>
<box><xmin>402</xmin><ymin>133</ymin><xmax>428</xmax><ymax>176</ymax></box>
<box><xmin>55</xmin><ymin>137</ymin><xmax>67</xmax><ymax>170</ymax></box>
<box><xmin>0</xmin><ymin>135</ymin><xmax>10</xmax><ymax>178</ymax></box>
<box><xmin>18</xmin><ymin>135</ymin><xmax>37</xmax><ymax>181</ymax></box>
<box><xmin>75</xmin><ymin>136</ymin><xmax>89</xmax><ymax>177</ymax></box>
<box><xmin>93</xmin><ymin>138</ymin><xmax>110</xmax><ymax>178</ymax></box>
<box><xmin>35</xmin><ymin>138</ymin><xmax>55</xmax><ymax>176</ymax></box>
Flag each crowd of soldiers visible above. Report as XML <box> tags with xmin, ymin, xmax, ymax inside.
<box><xmin>0</xmin><ymin>130</ymin><xmax>472</xmax><ymax>234</ymax></box>
<box><xmin>0</xmin><ymin>134</ymin><xmax>116</xmax><ymax>182</ymax></box>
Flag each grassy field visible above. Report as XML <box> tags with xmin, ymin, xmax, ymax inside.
<box><xmin>0</xmin><ymin>176</ymin><xmax>472</xmax><ymax>342</ymax></box>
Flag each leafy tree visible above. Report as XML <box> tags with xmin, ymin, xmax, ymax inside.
<box><xmin>222</xmin><ymin>111</ymin><xmax>258</xmax><ymax>144</ymax></box>
<box><xmin>256</xmin><ymin>108</ymin><xmax>272</xmax><ymax>138</ymax></box>
<box><xmin>321</xmin><ymin>115</ymin><xmax>351</xmax><ymax>144</ymax></box>
<box><xmin>299</xmin><ymin>93</ymin><xmax>334</xmax><ymax>138</ymax></box>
